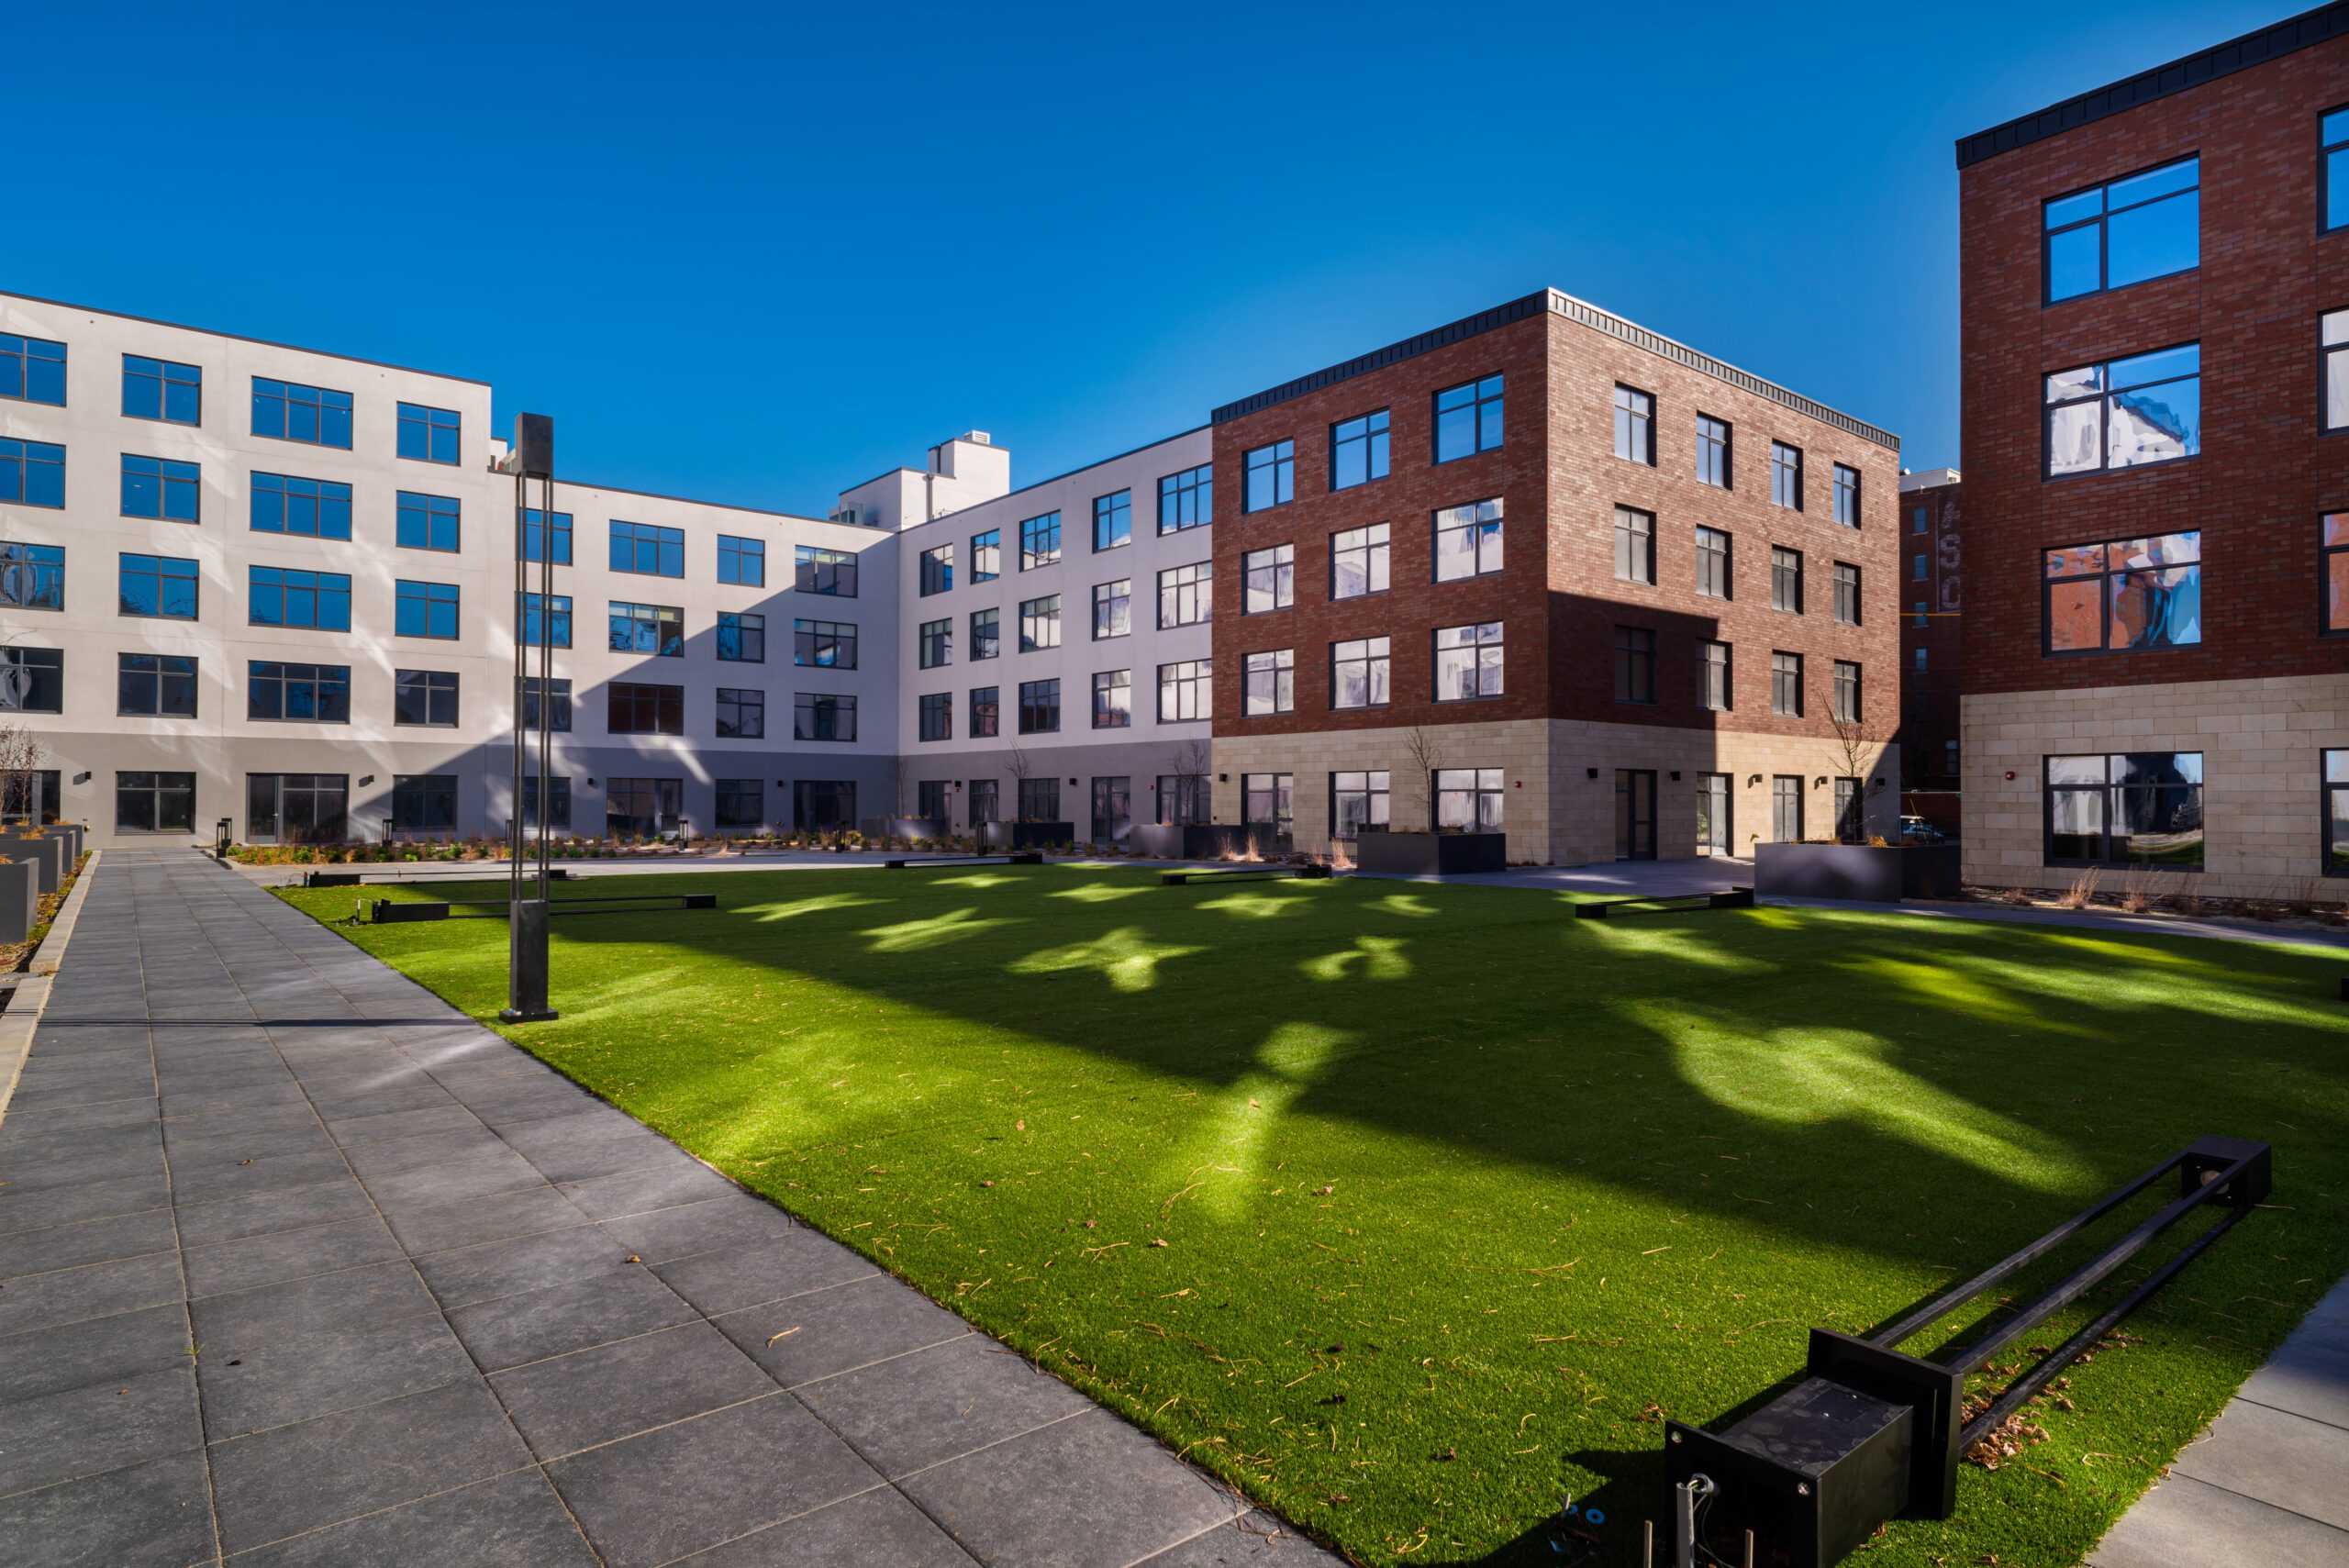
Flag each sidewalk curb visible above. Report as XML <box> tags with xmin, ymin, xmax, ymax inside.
<box><xmin>0</xmin><ymin>848</ymin><xmax>102</xmax><ymax>1127</ymax></box>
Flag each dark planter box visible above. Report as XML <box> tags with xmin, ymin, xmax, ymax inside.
<box><xmin>1753</xmin><ymin>842</ymin><xmax>1965</xmax><ymax>902</ymax></box>
<box><xmin>1353</xmin><ymin>831</ymin><xmax>1507</xmax><ymax>875</ymax></box>
<box><xmin>857</xmin><ymin>817</ymin><xmax>950</xmax><ymax>842</ymax></box>
<box><xmin>1127</xmin><ymin>823</ymin><xmax>1280</xmax><ymax>861</ymax></box>
<box><xmin>977</xmin><ymin>820</ymin><xmax>1074</xmax><ymax>851</ymax></box>
<box><xmin>0</xmin><ymin>859</ymin><xmax>36</xmax><ymax>943</ymax></box>
<box><xmin>0</xmin><ymin>835</ymin><xmax>65</xmax><ymax>894</ymax></box>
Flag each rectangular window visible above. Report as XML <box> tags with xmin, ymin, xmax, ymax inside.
<box><xmin>2327</xmin><ymin>514</ymin><xmax>2349</xmax><ymax>634</ymax></box>
<box><xmin>1770</xmin><ymin>442</ymin><xmax>1803</xmax><ymax>510</ymax></box>
<box><xmin>521</xmin><ymin>776</ymin><xmax>573</xmax><ymax>832</ymax></box>
<box><xmin>608</xmin><ymin>682</ymin><xmax>685</xmax><ymax>736</ymax></box>
<box><xmin>0</xmin><ymin>647</ymin><xmax>62</xmax><ymax>713</ymax></box>
<box><xmin>967</xmin><ymin>778</ymin><xmax>1001</xmax><ymax>824</ymax></box>
<box><xmin>2326</xmin><ymin>310</ymin><xmax>2349</xmax><ymax>432</ymax></box>
<box><xmin>1331</xmin><ymin>410</ymin><xmax>1390</xmax><ymax>491</ymax></box>
<box><xmin>793</xmin><ymin>617</ymin><xmax>856</xmax><ymax>668</ymax></box>
<box><xmin>1912</xmin><ymin>552</ymin><xmax>1929</xmax><ymax>582</ymax></box>
<box><xmin>0</xmin><ymin>438</ymin><xmax>64</xmax><ymax>508</ymax></box>
<box><xmin>395</xmin><ymin>402</ymin><xmax>460</xmax><ymax>464</ymax></box>
<box><xmin>717</xmin><ymin>686</ymin><xmax>767</xmax><ymax>740</ymax></box>
<box><xmin>393</xmin><ymin>668</ymin><xmax>459</xmax><ymax>728</ymax></box>
<box><xmin>970</xmin><ymin>685</ymin><xmax>999</xmax><ymax>738</ymax></box>
<box><xmin>2326</xmin><ymin>750</ymin><xmax>2349</xmax><ymax>874</ymax></box>
<box><xmin>1832</xmin><ymin>561</ymin><xmax>1862</xmax><ymax>625</ymax></box>
<box><xmin>971</xmin><ymin>528</ymin><xmax>1001</xmax><ymax>581</ymax></box>
<box><xmin>1244</xmin><ymin>439</ymin><xmax>1294</xmax><ymax>511</ymax></box>
<box><xmin>970</xmin><ymin>606</ymin><xmax>1000</xmax><ymax>660</ymax></box>
<box><xmin>122</xmin><ymin>455</ymin><xmax>200</xmax><ymax>523</ymax></box>
<box><xmin>1158</xmin><ymin>561</ymin><xmax>1212</xmax><ymax>628</ymax></box>
<box><xmin>1331</xmin><ymin>523</ymin><xmax>1389</xmax><ymax>600</ymax></box>
<box><xmin>717</xmin><ymin>610</ymin><xmax>765</xmax><ymax>662</ymax></box>
<box><xmin>1092</xmin><ymin>579</ymin><xmax>1130</xmax><ymax>639</ymax></box>
<box><xmin>1434</xmin><ymin>621</ymin><xmax>1503</xmax><ymax>701</ymax></box>
<box><xmin>1019</xmin><ymin>511</ymin><xmax>1062</xmax><ymax>569</ymax></box>
<box><xmin>1243</xmin><ymin>545</ymin><xmax>1294</xmax><ymax>613</ymax></box>
<box><xmin>918</xmin><ymin>691</ymin><xmax>952</xmax><ymax>742</ymax></box>
<box><xmin>2043</xmin><ymin>156</ymin><xmax>2199</xmax><ymax>302</ymax></box>
<box><xmin>1832</xmin><ymin>660</ymin><xmax>1862</xmax><ymax>724</ymax></box>
<box><xmin>919</xmin><ymin>544</ymin><xmax>954</xmax><ymax>595</ymax></box>
<box><xmin>1832</xmin><ymin>463</ymin><xmax>1861</xmax><ymax>528</ymax></box>
<box><xmin>1771</xmin><ymin>547</ymin><xmax>1803</xmax><ymax>613</ymax></box>
<box><xmin>1698</xmin><ymin>640</ymin><xmax>1731</xmax><ymax>712</ymax></box>
<box><xmin>521</xmin><ymin>592</ymin><xmax>573</xmax><ymax>649</ymax></box>
<box><xmin>1092</xmin><ymin>669</ymin><xmax>1131</xmax><ymax>729</ymax></box>
<box><xmin>919</xmin><ymin>617</ymin><xmax>952</xmax><ymax>668</ymax></box>
<box><xmin>1018</xmin><ymin>777</ymin><xmax>1060</xmax><ymax>823</ymax></box>
<box><xmin>123</xmin><ymin>355</ymin><xmax>200</xmax><ymax>425</ymax></box>
<box><xmin>522</xmin><ymin>507</ymin><xmax>573</xmax><ymax>563</ymax></box>
<box><xmin>1696</xmin><ymin>415</ymin><xmax>1731</xmax><ymax>488</ymax></box>
<box><xmin>609</xmin><ymin>600</ymin><xmax>685</xmax><ymax>657</ymax></box>
<box><xmin>1159</xmin><ymin>659</ymin><xmax>1210</xmax><ymax>722</ymax></box>
<box><xmin>2046</xmin><ymin>752</ymin><xmax>2204</xmax><ymax>869</ymax></box>
<box><xmin>1772</xmin><ymin>775</ymin><xmax>1804</xmax><ymax>842</ymax></box>
<box><xmin>718</xmin><ymin>535</ymin><xmax>766</xmax><ymax>587</ymax></box>
<box><xmin>251</xmin><ymin>378</ymin><xmax>351</xmax><ymax>448</ymax></box>
<box><xmin>608</xmin><ymin>778</ymin><xmax>685</xmax><ymax>839</ymax></box>
<box><xmin>248</xmin><ymin>773</ymin><xmax>350</xmax><ymax>843</ymax></box>
<box><xmin>0</xmin><ymin>768</ymin><xmax>61</xmax><ymax>826</ymax></box>
<box><xmin>1770</xmin><ymin>651</ymin><xmax>1803</xmax><ymax>716</ymax></box>
<box><xmin>1</xmin><ymin>542</ymin><xmax>63</xmax><ymax>611</ymax></box>
<box><xmin>1155</xmin><ymin>773</ymin><xmax>1207</xmax><ymax>827</ymax></box>
<box><xmin>1433</xmin><ymin>374</ymin><xmax>1504</xmax><ymax>462</ymax></box>
<box><xmin>1019</xmin><ymin>594</ymin><xmax>1061</xmax><ymax>651</ymax></box>
<box><xmin>250</xmin><ymin>472</ymin><xmax>352</xmax><ymax>539</ymax></box>
<box><xmin>1158</xmin><ymin>465</ymin><xmax>1211</xmax><ymax>533</ymax></box>
<box><xmin>1234</xmin><ymin>773</ymin><xmax>1292</xmax><ymax>840</ymax></box>
<box><xmin>1914</xmin><ymin>647</ymin><xmax>1929</xmax><ymax>673</ymax></box>
<box><xmin>1433</xmin><ymin>498</ymin><xmax>1503</xmax><ymax>582</ymax></box>
<box><xmin>1435</xmin><ymin>767</ymin><xmax>1503</xmax><ymax>832</ymax></box>
<box><xmin>2</xmin><ymin>334</ymin><xmax>67</xmax><ymax>406</ymax></box>
<box><xmin>715</xmin><ymin>780</ymin><xmax>761</xmax><ymax>829</ymax></box>
<box><xmin>2330</xmin><ymin>107</ymin><xmax>2349</xmax><ymax>230</ymax></box>
<box><xmin>1094</xmin><ymin>489</ymin><xmax>1131</xmax><ymax>551</ymax></box>
<box><xmin>1330</xmin><ymin>636</ymin><xmax>1390</xmax><ymax>710</ymax></box>
<box><xmin>520</xmin><ymin>676</ymin><xmax>572</xmax><ymax>731</ymax></box>
<box><xmin>1913</xmin><ymin>506</ymin><xmax>1930</xmax><ymax>534</ymax></box>
<box><xmin>794</xmin><ymin>544</ymin><xmax>855</xmax><ymax>595</ymax></box>
<box><xmin>387</xmin><ymin>579</ymin><xmax>451</xmax><ymax>638</ymax></box>
<box><xmin>248</xmin><ymin>660</ymin><xmax>351</xmax><ymax>723</ymax></box>
<box><xmin>391</xmin><ymin>774</ymin><xmax>458</xmax><ymax>833</ymax></box>
<box><xmin>1696</xmin><ymin>526</ymin><xmax>1731</xmax><ymax>599</ymax></box>
<box><xmin>610</xmin><ymin>519</ymin><xmax>685</xmax><ymax>577</ymax></box>
<box><xmin>124</xmin><ymin>554</ymin><xmax>202</xmax><ymax>620</ymax></box>
<box><xmin>116</xmin><ymin>651</ymin><xmax>195</xmax><ymax>717</ymax></box>
<box><xmin>1331</xmin><ymin>770</ymin><xmax>1390</xmax><ymax>840</ymax></box>
<box><xmin>395</xmin><ymin>491</ymin><xmax>461</xmax><ymax>552</ymax></box>
<box><xmin>1018</xmin><ymin>678</ymin><xmax>1060</xmax><ymax>734</ymax></box>
<box><xmin>1243</xmin><ymin>649</ymin><xmax>1295</xmax><ymax>715</ymax></box>
<box><xmin>1614</xmin><ymin>384</ymin><xmax>1654</xmax><ymax>464</ymax></box>
<box><xmin>117</xmin><ymin>771</ymin><xmax>196</xmax><ymax>834</ymax></box>
<box><xmin>1613</xmin><ymin>506</ymin><xmax>1654</xmax><ymax>584</ymax></box>
<box><xmin>1613</xmin><ymin>626</ymin><xmax>1657</xmax><ymax>704</ymax></box>
<box><xmin>2045</xmin><ymin>344</ymin><xmax>2200</xmax><ymax>475</ymax></box>
<box><xmin>2044</xmin><ymin>532</ymin><xmax>2200</xmax><ymax>653</ymax></box>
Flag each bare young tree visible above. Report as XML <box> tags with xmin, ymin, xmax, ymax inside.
<box><xmin>1172</xmin><ymin>737</ymin><xmax>1211</xmax><ymax>823</ymax></box>
<box><xmin>1828</xmin><ymin>714</ymin><xmax>1876</xmax><ymax>842</ymax></box>
<box><xmin>1005</xmin><ymin>743</ymin><xmax>1034</xmax><ymax>820</ymax></box>
<box><xmin>0</xmin><ymin>719</ymin><xmax>47</xmax><ymax>827</ymax></box>
<box><xmin>1403</xmin><ymin>726</ymin><xmax>1445</xmax><ymax>829</ymax></box>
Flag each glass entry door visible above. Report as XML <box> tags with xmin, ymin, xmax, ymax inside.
<box><xmin>1090</xmin><ymin>776</ymin><xmax>1132</xmax><ymax>845</ymax></box>
<box><xmin>1695</xmin><ymin>773</ymin><xmax>1731</xmax><ymax>856</ymax></box>
<box><xmin>1614</xmin><ymin>769</ymin><xmax>1656</xmax><ymax>861</ymax></box>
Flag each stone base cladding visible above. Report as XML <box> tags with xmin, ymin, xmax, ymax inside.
<box><xmin>1211</xmin><ymin>719</ymin><xmax>1898</xmax><ymax>866</ymax></box>
<box><xmin>1961</xmin><ymin>673</ymin><xmax>2349</xmax><ymax>903</ymax></box>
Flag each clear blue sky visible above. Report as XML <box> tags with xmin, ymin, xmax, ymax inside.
<box><xmin>11</xmin><ymin>0</ymin><xmax>2284</xmax><ymax>513</ymax></box>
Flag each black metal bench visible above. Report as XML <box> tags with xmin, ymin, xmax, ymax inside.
<box><xmin>369</xmin><ymin>892</ymin><xmax>716</xmax><ymax>923</ymax></box>
<box><xmin>308</xmin><ymin>867</ymin><xmax>574</xmax><ymax>888</ymax></box>
<box><xmin>1160</xmin><ymin>864</ymin><xmax>1332</xmax><ymax>886</ymax></box>
<box><xmin>1573</xmin><ymin>887</ymin><xmax>1753</xmax><ymax>918</ymax></box>
<box><xmin>883</xmin><ymin>852</ymin><xmax>1043</xmax><ymax>869</ymax></box>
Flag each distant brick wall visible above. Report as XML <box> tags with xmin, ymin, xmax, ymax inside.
<box><xmin>1897</xmin><ymin>479</ymin><xmax>1964</xmax><ymax>786</ymax></box>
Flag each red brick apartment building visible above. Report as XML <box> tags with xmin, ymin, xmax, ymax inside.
<box><xmin>1956</xmin><ymin>3</ymin><xmax>2349</xmax><ymax>899</ymax></box>
<box><xmin>1898</xmin><ymin>467</ymin><xmax>1964</xmax><ymax>831</ymax></box>
<box><xmin>1204</xmin><ymin>290</ymin><xmax>1902</xmax><ymax>864</ymax></box>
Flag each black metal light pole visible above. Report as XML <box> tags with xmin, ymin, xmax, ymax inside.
<box><xmin>500</xmin><ymin>413</ymin><xmax>559</xmax><ymax>1023</ymax></box>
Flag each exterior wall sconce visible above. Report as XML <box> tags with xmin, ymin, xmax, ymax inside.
<box><xmin>1748</xmin><ymin>773</ymin><xmax>1764</xmax><ymax>785</ymax></box>
<box><xmin>72</xmin><ymin>771</ymin><xmax>91</xmax><ymax>785</ymax></box>
<box><xmin>358</xmin><ymin>774</ymin><xmax>375</xmax><ymax>787</ymax></box>
<box><xmin>1586</xmin><ymin>767</ymin><xmax>1598</xmax><ymax>779</ymax></box>
<box><xmin>1669</xmin><ymin>771</ymin><xmax>1681</xmax><ymax>782</ymax></box>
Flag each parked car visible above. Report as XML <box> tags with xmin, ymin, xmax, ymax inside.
<box><xmin>1899</xmin><ymin>816</ymin><xmax>1950</xmax><ymax>844</ymax></box>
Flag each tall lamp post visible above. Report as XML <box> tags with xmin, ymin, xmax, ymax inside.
<box><xmin>497</xmin><ymin>413</ymin><xmax>559</xmax><ymax>1022</ymax></box>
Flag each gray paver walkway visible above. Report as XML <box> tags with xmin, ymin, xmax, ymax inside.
<box><xmin>2088</xmin><ymin>1271</ymin><xmax>2349</xmax><ymax>1566</ymax></box>
<box><xmin>0</xmin><ymin>850</ymin><xmax>1334</xmax><ymax>1567</ymax></box>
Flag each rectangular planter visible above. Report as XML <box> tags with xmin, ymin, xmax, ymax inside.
<box><xmin>0</xmin><ymin>835</ymin><xmax>65</xmax><ymax>895</ymax></box>
<box><xmin>977</xmin><ymin>821</ymin><xmax>1074</xmax><ymax>851</ymax></box>
<box><xmin>1127</xmin><ymin>823</ymin><xmax>1280</xmax><ymax>861</ymax></box>
<box><xmin>0</xmin><ymin>858</ymin><xmax>36</xmax><ymax>944</ymax></box>
<box><xmin>1753</xmin><ymin>842</ymin><xmax>1964</xmax><ymax>902</ymax></box>
<box><xmin>1352</xmin><ymin>831</ymin><xmax>1508</xmax><ymax>875</ymax></box>
<box><xmin>857</xmin><ymin>817</ymin><xmax>951</xmax><ymax>842</ymax></box>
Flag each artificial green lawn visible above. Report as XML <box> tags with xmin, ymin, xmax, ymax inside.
<box><xmin>280</xmin><ymin>866</ymin><xmax>2349</xmax><ymax>1566</ymax></box>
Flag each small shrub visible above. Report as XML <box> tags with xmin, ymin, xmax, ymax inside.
<box><xmin>2057</xmin><ymin>869</ymin><xmax>2101</xmax><ymax>910</ymax></box>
